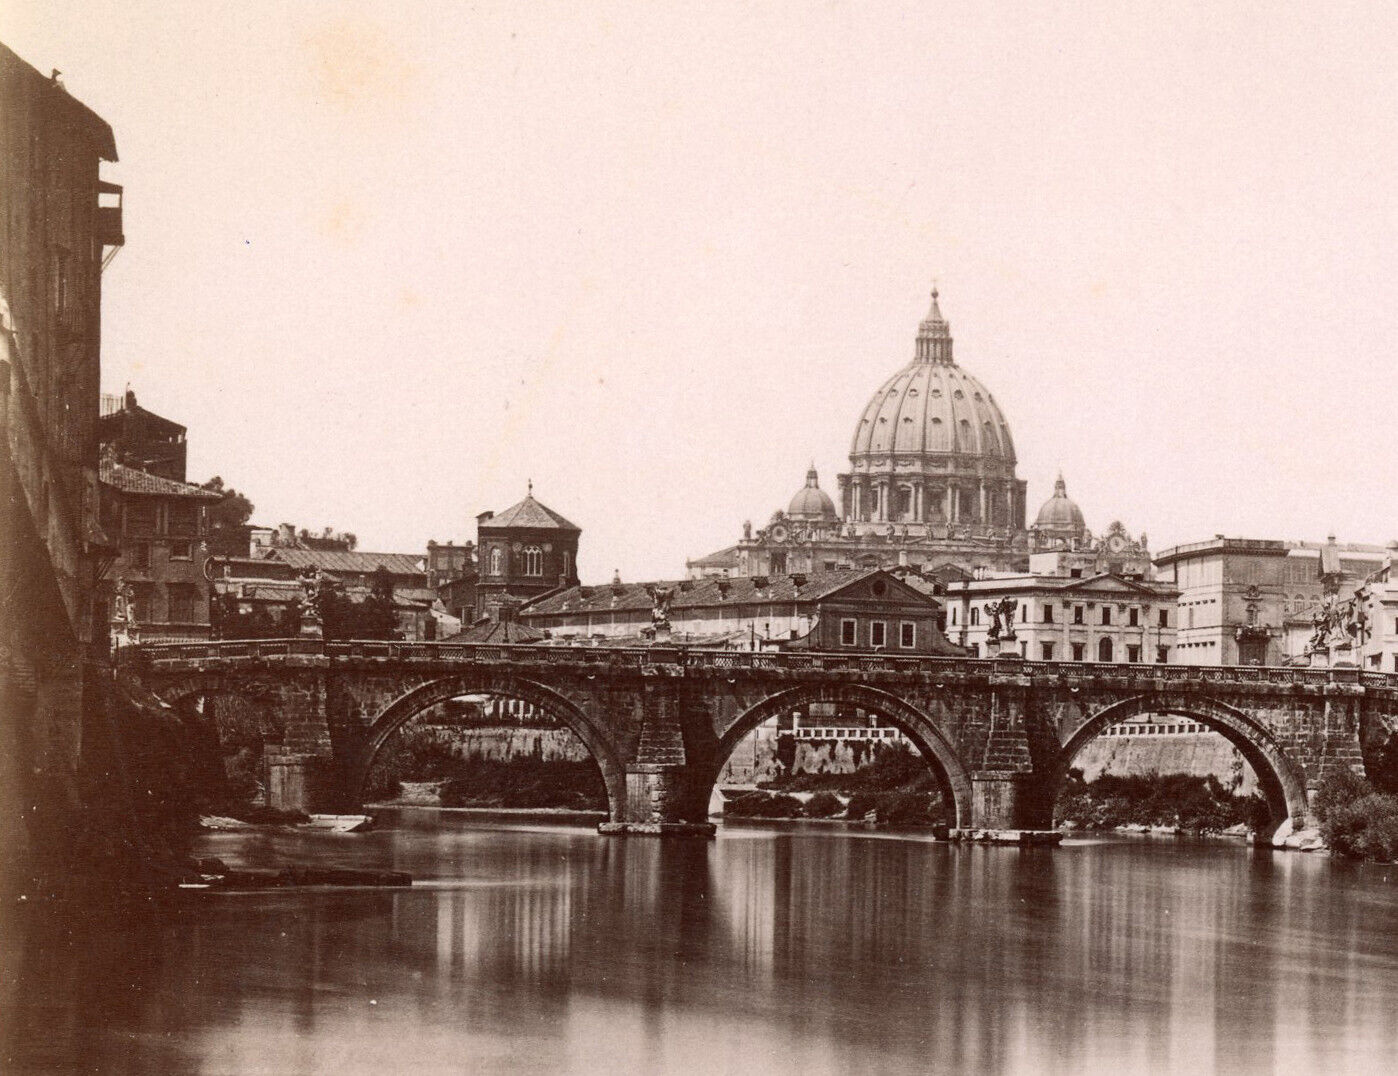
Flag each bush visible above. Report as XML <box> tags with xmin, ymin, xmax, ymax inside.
<box><xmin>803</xmin><ymin>791</ymin><xmax>844</xmax><ymax>818</ymax></box>
<box><xmin>875</xmin><ymin>792</ymin><xmax>939</xmax><ymax>827</ymax></box>
<box><xmin>1314</xmin><ymin>768</ymin><xmax>1372</xmax><ymax>822</ymax></box>
<box><xmin>1321</xmin><ymin>791</ymin><xmax>1398</xmax><ymax>861</ymax></box>
<box><xmin>844</xmin><ymin>792</ymin><xmax>879</xmax><ymax>821</ymax></box>
<box><xmin>1055</xmin><ymin>770</ymin><xmax>1261</xmax><ymax>834</ymax></box>
<box><xmin>723</xmin><ymin>791</ymin><xmax>804</xmax><ymax>819</ymax></box>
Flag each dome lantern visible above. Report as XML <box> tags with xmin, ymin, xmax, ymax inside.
<box><xmin>914</xmin><ymin>286</ymin><xmax>954</xmax><ymax>365</ymax></box>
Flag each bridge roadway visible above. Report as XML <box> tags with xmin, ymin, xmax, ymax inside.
<box><xmin>125</xmin><ymin>639</ymin><xmax>1398</xmax><ymax>839</ymax></box>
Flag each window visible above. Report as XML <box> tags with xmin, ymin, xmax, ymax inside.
<box><xmin>1098</xmin><ymin>638</ymin><xmax>1114</xmax><ymax>662</ymax></box>
<box><xmin>1073</xmin><ymin>605</ymin><xmax>1084</xmax><ymax>625</ymax></box>
<box><xmin>1071</xmin><ymin>642</ymin><xmax>1085</xmax><ymax>661</ymax></box>
<box><xmin>167</xmin><ymin>502</ymin><xmax>197</xmax><ymax>536</ymax></box>
<box><xmin>899</xmin><ymin>622</ymin><xmax>916</xmax><ymax>648</ymax></box>
<box><xmin>167</xmin><ymin>584</ymin><xmax>197</xmax><ymax>623</ymax></box>
<box><xmin>1021</xmin><ymin>604</ymin><xmax>1028</xmax><ymax>622</ymax></box>
<box><xmin>562</xmin><ymin>551</ymin><xmax>571</xmax><ymax>578</ymax></box>
<box><xmin>1129</xmin><ymin>607</ymin><xmax>1140</xmax><ymax>627</ymax></box>
<box><xmin>523</xmin><ymin>546</ymin><xmax>543</xmax><ymax>576</ymax></box>
<box><xmin>951</xmin><ymin>607</ymin><xmax>957</xmax><ymax>626</ymax></box>
<box><xmin>970</xmin><ymin>608</ymin><xmax>979</xmax><ymax>626</ymax></box>
<box><xmin>126</xmin><ymin>501</ymin><xmax>156</xmax><ymax>533</ymax></box>
<box><xmin>130</xmin><ymin>543</ymin><xmax>151</xmax><ymax>570</ymax></box>
<box><xmin>1156</xmin><ymin>646</ymin><xmax>1170</xmax><ymax>664</ymax></box>
<box><xmin>841</xmin><ymin>619</ymin><xmax>857</xmax><ymax>646</ymax></box>
<box><xmin>490</xmin><ymin>546</ymin><xmax>504</xmax><ymax>575</ymax></box>
<box><xmin>1127</xmin><ymin>644</ymin><xmax>1141</xmax><ymax>663</ymax></box>
<box><xmin>1158</xmin><ymin>608</ymin><xmax>1169</xmax><ymax>628</ymax></box>
<box><xmin>1042</xmin><ymin>604</ymin><xmax>1054</xmax><ymax>624</ymax></box>
<box><xmin>170</xmin><ymin>540</ymin><xmax>192</xmax><ymax>561</ymax></box>
<box><xmin>1041</xmin><ymin>641</ymin><xmax>1055</xmax><ymax>661</ymax></box>
<box><xmin>871</xmin><ymin>622</ymin><xmax>887</xmax><ymax>648</ymax></box>
<box><xmin>1101</xmin><ymin>607</ymin><xmax>1112</xmax><ymax>626</ymax></box>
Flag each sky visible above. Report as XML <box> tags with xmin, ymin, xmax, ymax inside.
<box><xmin>6</xmin><ymin>2</ymin><xmax>1397</xmax><ymax>580</ymax></box>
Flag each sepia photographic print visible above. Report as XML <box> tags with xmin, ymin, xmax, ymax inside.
<box><xmin>3</xmin><ymin>3</ymin><xmax>1397</xmax><ymax>1074</ymax></box>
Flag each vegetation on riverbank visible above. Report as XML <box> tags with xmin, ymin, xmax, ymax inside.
<box><xmin>1314</xmin><ymin>769</ymin><xmax>1398</xmax><ymax>862</ymax></box>
<box><xmin>1054</xmin><ymin>770</ymin><xmax>1266</xmax><ymax>834</ymax></box>
<box><xmin>364</xmin><ymin>722</ymin><xmax>606</xmax><ymax>810</ymax></box>
<box><xmin>724</xmin><ymin>745</ymin><xmax>947</xmax><ymax>826</ymax></box>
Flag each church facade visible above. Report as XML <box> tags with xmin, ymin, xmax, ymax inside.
<box><xmin>688</xmin><ymin>288</ymin><xmax>1136</xmax><ymax>581</ymax></box>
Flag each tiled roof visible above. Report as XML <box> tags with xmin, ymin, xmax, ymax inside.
<box><xmin>687</xmin><ymin>545</ymin><xmax>740</xmax><ymax>567</ymax></box>
<box><xmin>100</xmin><ymin>460</ymin><xmax>222</xmax><ymax>499</ymax></box>
<box><xmin>480</xmin><ymin>494</ymin><xmax>580</xmax><ymax>532</ymax></box>
<box><xmin>443</xmin><ymin>618</ymin><xmax>546</xmax><ymax>644</ymax></box>
<box><xmin>267</xmin><ymin>548</ymin><xmax>426</xmax><ymax>577</ymax></box>
<box><xmin>522</xmin><ymin>569</ymin><xmax>925</xmax><ymax>616</ymax></box>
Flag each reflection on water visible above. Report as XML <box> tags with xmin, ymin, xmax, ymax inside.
<box><xmin>6</xmin><ymin>813</ymin><xmax>1398</xmax><ymax>1074</ymax></box>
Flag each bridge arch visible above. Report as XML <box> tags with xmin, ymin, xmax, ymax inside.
<box><xmin>352</xmin><ymin>671</ymin><xmax>627</xmax><ymax>820</ymax></box>
<box><xmin>711</xmin><ymin>684</ymin><xmax>974</xmax><ymax>828</ymax></box>
<box><xmin>1055</xmin><ymin>693</ymin><xmax>1311</xmax><ymax>838</ymax></box>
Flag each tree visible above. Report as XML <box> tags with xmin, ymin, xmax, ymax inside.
<box><xmin>201</xmin><ymin>476</ymin><xmax>255</xmax><ymax>557</ymax></box>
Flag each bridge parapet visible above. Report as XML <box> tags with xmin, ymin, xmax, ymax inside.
<box><xmin>123</xmin><ymin>639</ymin><xmax>1398</xmax><ymax>692</ymax></box>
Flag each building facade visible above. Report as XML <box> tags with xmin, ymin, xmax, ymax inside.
<box><xmin>99</xmin><ymin>457</ymin><xmax>221</xmax><ymax>641</ymax></box>
<box><xmin>1153</xmin><ymin>536</ymin><xmax>1392</xmax><ymax>666</ymax></box>
<box><xmin>946</xmin><ymin>570</ymin><xmax>1178</xmax><ymax>662</ymax></box>
<box><xmin>519</xmin><ymin>568</ymin><xmax>959</xmax><ymax>653</ymax></box>
<box><xmin>474</xmin><ymin>488</ymin><xmax>581</xmax><ymax>621</ymax></box>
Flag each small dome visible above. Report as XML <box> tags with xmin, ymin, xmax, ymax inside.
<box><xmin>1034</xmin><ymin>473</ymin><xmax>1086</xmax><ymax>532</ymax></box>
<box><xmin>788</xmin><ymin>465</ymin><xmax>838</xmax><ymax>521</ymax></box>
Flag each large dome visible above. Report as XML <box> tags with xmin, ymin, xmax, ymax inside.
<box><xmin>849</xmin><ymin>290</ymin><xmax>1017</xmax><ymax>464</ymax></box>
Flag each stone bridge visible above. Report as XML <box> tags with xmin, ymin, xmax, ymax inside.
<box><xmin>123</xmin><ymin>640</ymin><xmax>1398</xmax><ymax>839</ymax></box>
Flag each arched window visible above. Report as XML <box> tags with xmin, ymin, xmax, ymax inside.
<box><xmin>523</xmin><ymin>546</ymin><xmax>543</xmax><ymax>576</ymax></box>
<box><xmin>1097</xmin><ymin>637</ymin><xmax>1114</xmax><ymax>663</ymax></box>
<box><xmin>562</xmin><ymin>551</ymin><xmax>571</xmax><ymax>578</ymax></box>
<box><xmin>489</xmin><ymin>546</ymin><xmax>504</xmax><ymax>575</ymax></box>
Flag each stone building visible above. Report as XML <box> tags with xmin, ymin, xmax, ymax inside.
<box><xmin>519</xmin><ymin>568</ymin><xmax>959</xmax><ymax>653</ymax></box>
<box><xmin>1153</xmin><ymin>535</ymin><xmax>1392</xmax><ymax>666</ymax></box>
<box><xmin>208</xmin><ymin>547</ymin><xmax>449</xmax><ymax>641</ymax></box>
<box><xmin>474</xmin><ymin>487</ymin><xmax>581</xmax><ymax>621</ymax></box>
<box><xmin>1</xmin><ymin>42</ymin><xmax>123</xmax><ymax>889</ymax></box>
<box><xmin>99</xmin><ymin>456</ymin><xmax>221</xmax><ymax>641</ymax></box>
<box><xmin>689</xmin><ymin>288</ymin><xmax>1147</xmax><ymax>582</ymax></box>
<box><xmin>98</xmin><ymin>388</ymin><xmax>186</xmax><ymax>480</ymax></box>
<box><xmin>426</xmin><ymin>539</ymin><xmax>477</xmax><ymax>625</ymax></box>
<box><xmin>945</xmin><ymin>568</ymin><xmax>1178</xmax><ymax>663</ymax></box>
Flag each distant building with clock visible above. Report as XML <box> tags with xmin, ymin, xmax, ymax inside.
<box><xmin>687</xmin><ymin>287</ymin><xmax>1152</xmax><ymax>584</ymax></box>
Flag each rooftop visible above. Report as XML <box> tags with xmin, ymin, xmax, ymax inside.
<box><xmin>480</xmin><ymin>492</ymin><xmax>581</xmax><ymax>532</ymax></box>
<box><xmin>265</xmin><ymin>548</ymin><xmax>426</xmax><ymax>577</ymax></box>
<box><xmin>523</xmin><ymin>568</ymin><xmax>936</xmax><ymax>617</ymax></box>
<box><xmin>99</xmin><ymin>460</ymin><xmax>220</xmax><ymax>499</ymax></box>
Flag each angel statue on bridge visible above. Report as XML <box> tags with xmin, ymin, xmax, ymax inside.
<box><xmin>983</xmin><ymin>597</ymin><xmax>1018</xmax><ymax>643</ymax></box>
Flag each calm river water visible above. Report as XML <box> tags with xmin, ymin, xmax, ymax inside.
<box><xmin>6</xmin><ymin>812</ymin><xmax>1398</xmax><ymax>1075</ymax></box>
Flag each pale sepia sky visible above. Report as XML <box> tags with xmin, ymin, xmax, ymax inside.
<box><xmin>6</xmin><ymin>2</ymin><xmax>1396</xmax><ymax>580</ymax></box>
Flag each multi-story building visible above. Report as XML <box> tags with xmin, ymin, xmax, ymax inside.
<box><xmin>1153</xmin><ymin>536</ymin><xmax>1392</xmax><ymax>666</ymax></box>
<box><xmin>426</xmin><ymin>539</ymin><xmax>477</xmax><ymax>624</ymax></box>
<box><xmin>99</xmin><ymin>457</ymin><xmax>221</xmax><ymax>641</ymax></box>
<box><xmin>208</xmin><ymin>546</ymin><xmax>449</xmax><ymax>641</ymax></box>
<box><xmin>945</xmin><ymin>567</ymin><xmax>1177</xmax><ymax>662</ymax></box>
<box><xmin>474</xmin><ymin>487</ymin><xmax>581</xmax><ymax>621</ymax></box>
<box><xmin>1</xmin><ymin>43</ymin><xmax>123</xmax><ymax>886</ymax></box>
<box><xmin>98</xmin><ymin>388</ymin><xmax>186</xmax><ymax>480</ymax></box>
<box><xmin>519</xmin><ymin>568</ymin><xmax>959</xmax><ymax>653</ymax></box>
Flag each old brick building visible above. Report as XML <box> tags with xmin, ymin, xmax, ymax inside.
<box><xmin>1</xmin><ymin>42</ymin><xmax>123</xmax><ymax>889</ymax></box>
<box><xmin>98</xmin><ymin>387</ymin><xmax>186</xmax><ymax>479</ymax></box>
<box><xmin>474</xmin><ymin>487</ymin><xmax>581</xmax><ymax>621</ymax></box>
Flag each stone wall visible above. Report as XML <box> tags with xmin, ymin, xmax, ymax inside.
<box><xmin>1073</xmin><ymin>733</ymin><xmax>1259</xmax><ymax>795</ymax></box>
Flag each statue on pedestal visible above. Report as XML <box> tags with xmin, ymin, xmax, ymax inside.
<box><xmin>298</xmin><ymin>567</ymin><xmax>329</xmax><ymax>638</ymax></box>
<box><xmin>983</xmin><ymin>597</ymin><xmax>1018</xmax><ymax>644</ymax></box>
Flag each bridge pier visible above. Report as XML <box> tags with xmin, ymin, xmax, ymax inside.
<box><xmin>951</xmin><ymin>772</ymin><xmax>1062</xmax><ymax>845</ymax></box>
<box><xmin>597</xmin><ymin>764</ymin><xmax>716</xmax><ymax>837</ymax></box>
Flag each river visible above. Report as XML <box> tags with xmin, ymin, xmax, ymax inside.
<box><xmin>5</xmin><ymin>811</ymin><xmax>1398</xmax><ymax>1075</ymax></box>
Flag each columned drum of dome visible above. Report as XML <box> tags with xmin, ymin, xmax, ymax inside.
<box><xmin>836</xmin><ymin>289</ymin><xmax>1027</xmax><ymax>536</ymax></box>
